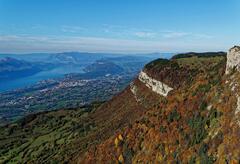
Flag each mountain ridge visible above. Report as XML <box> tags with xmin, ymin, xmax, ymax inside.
<box><xmin>0</xmin><ymin>57</ymin><xmax>43</xmax><ymax>80</ymax></box>
<box><xmin>77</xmin><ymin>48</ymin><xmax>240</xmax><ymax>163</ymax></box>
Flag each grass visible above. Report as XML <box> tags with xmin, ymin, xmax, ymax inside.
<box><xmin>176</xmin><ymin>56</ymin><xmax>224</xmax><ymax>70</ymax></box>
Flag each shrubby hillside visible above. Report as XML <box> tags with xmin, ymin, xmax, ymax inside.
<box><xmin>80</xmin><ymin>47</ymin><xmax>240</xmax><ymax>163</ymax></box>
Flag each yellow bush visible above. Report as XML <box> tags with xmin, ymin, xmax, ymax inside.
<box><xmin>118</xmin><ymin>134</ymin><xmax>123</xmax><ymax>141</ymax></box>
<box><xmin>118</xmin><ymin>154</ymin><xmax>124</xmax><ymax>163</ymax></box>
<box><xmin>114</xmin><ymin>137</ymin><xmax>119</xmax><ymax>147</ymax></box>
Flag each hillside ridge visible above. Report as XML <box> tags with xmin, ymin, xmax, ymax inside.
<box><xmin>78</xmin><ymin>47</ymin><xmax>240</xmax><ymax>163</ymax></box>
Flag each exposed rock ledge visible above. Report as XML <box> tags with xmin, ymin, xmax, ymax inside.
<box><xmin>226</xmin><ymin>45</ymin><xmax>240</xmax><ymax>126</ymax></box>
<box><xmin>130</xmin><ymin>82</ymin><xmax>141</xmax><ymax>102</ymax></box>
<box><xmin>138</xmin><ymin>71</ymin><xmax>173</xmax><ymax>97</ymax></box>
<box><xmin>226</xmin><ymin>45</ymin><xmax>240</xmax><ymax>74</ymax></box>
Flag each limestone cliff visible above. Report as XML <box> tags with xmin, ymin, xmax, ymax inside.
<box><xmin>138</xmin><ymin>71</ymin><xmax>173</xmax><ymax>97</ymax></box>
<box><xmin>226</xmin><ymin>45</ymin><xmax>240</xmax><ymax>74</ymax></box>
<box><xmin>225</xmin><ymin>45</ymin><xmax>240</xmax><ymax>128</ymax></box>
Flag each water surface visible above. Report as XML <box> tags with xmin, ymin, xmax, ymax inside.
<box><xmin>0</xmin><ymin>65</ymin><xmax>84</xmax><ymax>92</ymax></box>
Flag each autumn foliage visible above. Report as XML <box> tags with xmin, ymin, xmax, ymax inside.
<box><xmin>80</xmin><ymin>54</ymin><xmax>240</xmax><ymax>163</ymax></box>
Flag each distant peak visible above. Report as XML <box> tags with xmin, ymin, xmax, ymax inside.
<box><xmin>0</xmin><ymin>57</ymin><xmax>16</xmax><ymax>62</ymax></box>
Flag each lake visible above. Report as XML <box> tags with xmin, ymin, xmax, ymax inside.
<box><xmin>0</xmin><ymin>65</ymin><xmax>84</xmax><ymax>92</ymax></box>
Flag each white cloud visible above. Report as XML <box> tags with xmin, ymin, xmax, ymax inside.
<box><xmin>161</xmin><ymin>31</ymin><xmax>214</xmax><ymax>39</ymax></box>
<box><xmin>100</xmin><ymin>24</ymin><xmax>213</xmax><ymax>41</ymax></box>
<box><xmin>0</xmin><ymin>35</ymin><xmax>165</xmax><ymax>53</ymax></box>
<box><xmin>0</xmin><ymin>34</ymin><xmax>227</xmax><ymax>54</ymax></box>
<box><xmin>193</xmin><ymin>34</ymin><xmax>214</xmax><ymax>39</ymax></box>
<box><xmin>134</xmin><ymin>32</ymin><xmax>156</xmax><ymax>38</ymax></box>
<box><xmin>162</xmin><ymin>31</ymin><xmax>190</xmax><ymax>38</ymax></box>
<box><xmin>61</xmin><ymin>26</ymin><xmax>86</xmax><ymax>33</ymax></box>
<box><xmin>101</xmin><ymin>24</ymin><xmax>157</xmax><ymax>39</ymax></box>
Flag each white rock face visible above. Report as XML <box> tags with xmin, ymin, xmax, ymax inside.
<box><xmin>130</xmin><ymin>82</ymin><xmax>141</xmax><ymax>102</ymax></box>
<box><xmin>138</xmin><ymin>71</ymin><xmax>173</xmax><ymax>97</ymax></box>
<box><xmin>235</xmin><ymin>96</ymin><xmax>240</xmax><ymax>115</ymax></box>
<box><xmin>226</xmin><ymin>46</ymin><xmax>240</xmax><ymax>74</ymax></box>
<box><xmin>226</xmin><ymin>46</ymin><xmax>240</xmax><ymax>127</ymax></box>
<box><xmin>235</xmin><ymin>96</ymin><xmax>240</xmax><ymax>127</ymax></box>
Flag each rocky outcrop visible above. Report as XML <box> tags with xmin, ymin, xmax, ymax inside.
<box><xmin>138</xmin><ymin>71</ymin><xmax>173</xmax><ymax>97</ymax></box>
<box><xmin>236</xmin><ymin>97</ymin><xmax>240</xmax><ymax>126</ymax></box>
<box><xmin>226</xmin><ymin>45</ymin><xmax>240</xmax><ymax>74</ymax></box>
<box><xmin>226</xmin><ymin>46</ymin><xmax>240</xmax><ymax>127</ymax></box>
<box><xmin>130</xmin><ymin>82</ymin><xmax>141</xmax><ymax>102</ymax></box>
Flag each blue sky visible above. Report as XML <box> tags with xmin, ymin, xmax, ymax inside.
<box><xmin>0</xmin><ymin>0</ymin><xmax>239</xmax><ymax>53</ymax></box>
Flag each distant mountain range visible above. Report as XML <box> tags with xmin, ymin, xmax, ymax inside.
<box><xmin>0</xmin><ymin>52</ymin><xmax>173</xmax><ymax>63</ymax></box>
<box><xmin>0</xmin><ymin>57</ymin><xmax>43</xmax><ymax>80</ymax></box>
<box><xmin>83</xmin><ymin>61</ymin><xmax>124</xmax><ymax>77</ymax></box>
<box><xmin>0</xmin><ymin>52</ymin><xmax>172</xmax><ymax>82</ymax></box>
<box><xmin>48</xmin><ymin>52</ymin><xmax>109</xmax><ymax>65</ymax></box>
